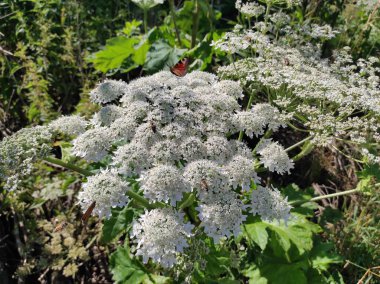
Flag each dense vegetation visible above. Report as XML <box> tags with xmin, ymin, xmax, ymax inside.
<box><xmin>0</xmin><ymin>0</ymin><xmax>379</xmax><ymax>283</ymax></box>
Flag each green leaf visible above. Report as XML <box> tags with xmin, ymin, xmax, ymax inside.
<box><xmin>260</xmin><ymin>263</ymin><xmax>308</xmax><ymax>284</ymax></box>
<box><xmin>243</xmin><ymin>266</ymin><xmax>268</xmax><ymax>284</ymax></box>
<box><xmin>59</xmin><ymin>141</ymin><xmax>73</xmax><ymax>163</ymax></box>
<box><xmin>122</xmin><ymin>20</ymin><xmax>142</xmax><ymax>36</ymax></box>
<box><xmin>89</xmin><ymin>36</ymin><xmax>139</xmax><ymax>73</ymax></box>
<box><xmin>102</xmin><ymin>207</ymin><xmax>134</xmax><ymax>243</ymax></box>
<box><xmin>110</xmin><ymin>246</ymin><xmax>171</xmax><ymax>284</ymax></box>
<box><xmin>267</xmin><ymin>217</ymin><xmax>320</xmax><ymax>255</ymax></box>
<box><xmin>133</xmin><ymin>40</ymin><xmax>150</xmax><ymax>66</ymax></box>
<box><xmin>144</xmin><ymin>40</ymin><xmax>186</xmax><ymax>74</ymax></box>
<box><xmin>243</xmin><ymin>221</ymin><xmax>269</xmax><ymax>251</ymax></box>
<box><xmin>110</xmin><ymin>246</ymin><xmax>146</xmax><ymax>284</ymax></box>
<box><xmin>310</xmin><ymin>242</ymin><xmax>342</xmax><ymax>272</ymax></box>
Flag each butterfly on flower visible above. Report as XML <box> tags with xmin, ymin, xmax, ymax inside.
<box><xmin>170</xmin><ymin>58</ymin><xmax>190</xmax><ymax>77</ymax></box>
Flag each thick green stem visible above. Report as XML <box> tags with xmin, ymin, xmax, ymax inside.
<box><xmin>290</xmin><ymin>188</ymin><xmax>361</xmax><ymax>206</ymax></box>
<box><xmin>43</xmin><ymin>156</ymin><xmax>162</xmax><ymax>209</ymax></box>
<box><xmin>191</xmin><ymin>0</ymin><xmax>200</xmax><ymax>48</ymax></box>
<box><xmin>127</xmin><ymin>190</ymin><xmax>164</xmax><ymax>209</ymax></box>
<box><xmin>179</xmin><ymin>193</ymin><xmax>196</xmax><ymax>210</ymax></box>
<box><xmin>169</xmin><ymin>0</ymin><xmax>182</xmax><ymax>46</ymax></box>
<box><xmin>43</xmin><ymin>156</ymin><xmax>92</xmax><ymax>176</ymax></box>
<box><xmin>143</xmin><ymin>8</ymin><xmax>148</xmax><ymax>34</ymax></box>
<box><xmin>291</xmin><ymin>141</ymin><xmax>314</xmax><ymax>161</ymax></box>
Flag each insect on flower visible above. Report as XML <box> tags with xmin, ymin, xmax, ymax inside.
<box><xmin>149</xmin><ymin>120</ymin><xmax>157</xmax><ymax>133</ymax></box>
<box><xmin>81</xmin><ymin>201</ymin><xmax>96</xmax><ymax>223</ymax></box>
<box><xmin>200</xmin><ymin>178</ymin><xmax>209</xmax><ymax>190</ymax></box>
<box><xmin>170</xmin><ymin>58</ymin><xmax>190</xmax><ymax>77</ymax></box>
<box><xmin>53</xmin><ymin>221</ymin><xmax>68</xmax><ymax>232</ymax></box>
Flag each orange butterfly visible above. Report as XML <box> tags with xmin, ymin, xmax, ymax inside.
<box><xmin>170</xmin><ymin>58</ymin><xmax>190</xmax><ymax>77</ymax></box>
<box><xmin>81</xmin><ymin>201</ymin><xmax>96</xmax><ymax>223</ymax></box>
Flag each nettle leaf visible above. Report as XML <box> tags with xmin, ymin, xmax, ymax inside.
<box><xmin>144</xmin><ymin>40</ymin><xmax>186</xmax><ymax>74</ymax></box>
<box><xmin>89</xmin><ymin>36</ymin><xmax>140</xmax><ymax>73</ymax></box>
<box><xmin>102</xmin><ymin>207</ymin><xmax>134</xmax><ymax>243</ymax></box>
<box><xmin>110</xmin><ymin>246</ymin><xmax>170</xmax><ymax>284</ymax></box>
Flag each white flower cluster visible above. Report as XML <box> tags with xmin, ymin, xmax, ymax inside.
<box><xmin>215</xmin><ymin>16</ymin><xmax>380</xmax><ymax>160</ymax></box>
<box><xmin>67</xmin><ymin>70</ymin><xmax>292</xmax><ymax>267</ymax></box>
<box><xmin>131</xmin><ymin>0</ymin><xmax>165</xmax><ymax>10</ymax></box>
<box><xmin>257</xmin><ymin>139</ymin><xmax>294</xmax><ymax>174</ymax></box>
<box><xmin>0</xmin><ymin>126</ymin><xmax>53</xmax><ymax>191</ymax></box>
<box><xmin>235</xmin><ymin>0</ymin><xmax>265</xmax><ymax>18</ymax></box>
<box><xmin>77</xmin><ymin>169</ymin><xmax>130</xmax><ymax>219</ymax></box>
<box><xmin>48</xmin><ymin>115</ymin><xmax>88</xmax><ymax>136</ymax></box>
<box><xmin>131</xmin><ymin>208</ymin><xmax>194</xmax><ymax>268</ymax></box>
<box><xmin>250</xmin><ymin>185</ymin><xmax>292</xmax><ymax>223</ymax></box>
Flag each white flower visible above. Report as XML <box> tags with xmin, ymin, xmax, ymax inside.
<box><xmin>91</xmin><ymin>105</ymin><xmax>124</xmax><ymax>126</ymax></box>
<box><xmin>140</xmin><ymin>165</ymin><xmax>191</xmax><ymax>205</ymax></box>
<box><xmin>0</xmin><ymin>126</ymin><xmax>53</xmax><ymax>190</ymax></box>
<box><xmin>250</xmin><ymin>185</ymin><xmax>292</xmax><ymax>223</ymax></box>
<box><xmin>179</xmin><ymin>136</ymin><xmax>206</xmax><ymax>162</ymax></box>
<box><xmin>131</xmin><ymin>208</ymin><xmax>194</xmax><ymax>268</ymax></box>
<box><xmin>214</xmin><ymin>80</ymin><xmax>244</xmax><ymax>99</ymax></box>
<box><xmin>308</xmin><ymin>24</ymin><xmax>339</xmax><ymax>40</ymax></box>
<box><xmin>150</xmin><ymin>140</ymin><xmax>180</xmax><ymax>165</ymax></box>
<box><xmin>77</xmin><ymin>169</ymin><xmax>130</xmax><ymax>219</ymax></box>
<box><xmin>72</xmin><ymin>127</ymin><xmax>112</xmax><ymax>162</ymax></box>
<box><xmin>131</xmin><ymin>0</ymin><xmax>165</xmax><ymax>9</ymax></box>
<box><xmin>90</xmin><ymin>79</ymin><xmax>128</xmax><ymax>104</ymax></box>
<box><xmin>235</xmin><ymin>0</ymin><xmax>265</xmax><ymax>18</ymax></box>
<box><xmin>112</xmin><ymin>141</ymin><xmax>151</xmax><ymax>175</ymax></box>
<box><xmin>205</xmin><ymin>136</ymin><xmax>232</xmax><ymax>163</ymax></box>
<box><xmin>49</xmin><ymin>115</ymin><xmax>87</xmax><ymax>136</ymax></box>
<box><xmin>183</xmin><ymin>160</ymin><xmax>230</xmax><ymax>200</ymax></box>
<box><xmin>234</xmin><ymin>103</ymin><xmax>286</xmax><ymax>138</ymax></box>
<box><xmin>224</xmin><ymin>155</ymin><xmax>260</xmax><ymax>190</ymax></box>
<box><xmin>257</xmin><ymin>139</ymin><xmax>294</xmax><ymax>174</ymax></box>
<box><xmin>197</xmin><ymin>191</ymin><xmax>247</xmax><ymax>243</ymax></box>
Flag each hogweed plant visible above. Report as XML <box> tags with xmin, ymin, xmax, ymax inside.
<box><xmin>214</xmin><ymin>0</ymin><xmax>380</xmax><ymax>165</ymax></box>
<box><xmin>0</xmin><ymin>71</ymin><xmax>300</xmax><ymax>270</ymax></box>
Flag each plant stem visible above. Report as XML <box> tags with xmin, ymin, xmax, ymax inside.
<box><xmin>191</xmin><ymin>0</ymin><xmax>200</xmax><ymax>48</ymax></box>
<box><xmin>289</xmin><ymin>188</ymin><xmax>361</xmax><ymax>206</ymax></box>
<box><xmin>285</xmin><ymin>136</ymin><xmax>312</xmax><ymax>152</ymax></box>
<box><xmin>169</xmin><ymin>0</ymin><xmax>182</xmax><ymax>46</ymax></box>
<box><xmin>127</xmin><ymin>190</ymin><xmax>163</xmax><ymax>209</ymax></box>
<box><xmin>143</xmin><ymin>8</ymin><xmax>148</xmax><ymax>34</ymax></box>
<box><xmin>238</xmin><ymin>90</ymin><xmax>256</xmax><ymax>141</ymax></box>
<box><xmin>179</xmin><ymin>193</ymin><xmax>196</xmax><ymax>210</ymax></box>
<box><xmin>43</xmin><ymin>156</ymin><xmax>162</xmax><ymax>209</ymax></box>
<box><xmin>43</xmin><ymin>156</ymin><xmax>92</xmax><ymax>176</ymax></box>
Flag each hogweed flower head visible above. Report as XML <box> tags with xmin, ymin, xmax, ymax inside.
<box><xmin>131</xmin><ymin>208</ymin><xmax>194</xmax><ymax>268</ymax></box>
<box><xmin>250</xmin><ymin>185</ymin><xmax>292</xmax><ymax>223</ymax></box>
<box><xmin>77</xmin><ymin>169</ymin><xmax>130</xmax><ymax>219</ymax></box>
<box><xmin>1</xmin><ymin>70</ymin><xmax>293</xmax><ymax>268</ymax></box>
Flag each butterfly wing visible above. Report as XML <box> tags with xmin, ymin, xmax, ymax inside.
<box><xmin>81</xmin><ymin>201</ymin><xmax>96</xmax><ymax>223</ymax></box>
<box><xmin>170</xmin><ymin>58</ymin><xmax>189</xmax><ymax>77</ymax></box>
